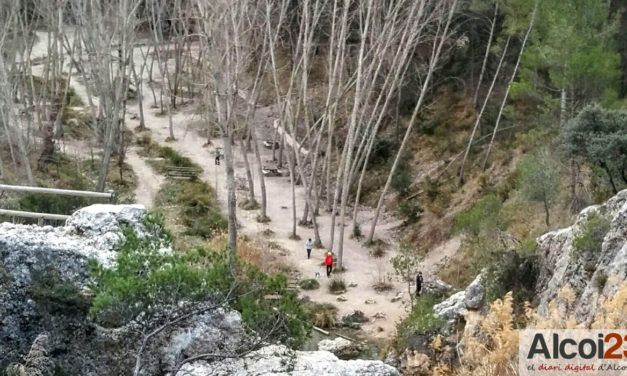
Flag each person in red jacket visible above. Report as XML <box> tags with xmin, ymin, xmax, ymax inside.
<box><xmin>324</xmin><ymin>252</ymin><xmax>334</xmax><ymax>277</ymax></box>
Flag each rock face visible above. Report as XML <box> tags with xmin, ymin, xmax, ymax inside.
<box><xmin>178</xmin><ymin>345</ymin><xmax>399</xmax><ymax>376</ymax></box>
<box><xmin>433</xmin><ymin>273</ymin><xmax>484</xmax><ymax>332</ymax></box>
<box><xmin>433</xmin><ymin>189</ymin><xmax>627</xmax><ymax>332</ymax></box>
<box><xmin>0</xmin><ymin>204</ymin><xmax>146</xmax><ymax>268</ymax></box>
<box><xmin>536</xmin><ymin>189</ymin><xmax>627</xmax><ymax>324</ymax></box>
<box><xmin>5</xmin><ymin>333</ymin><xmax>55</xmax><ymax>376</ymax></box>
<box><xmin>0</xmin><ymin>205</ymin><xmax>147</xmax><ymax>374</ymax></box>
<box><xmin>1</xmin><ymin>204</ymin><xmax>399</xmax><ymax>375</ymax></box>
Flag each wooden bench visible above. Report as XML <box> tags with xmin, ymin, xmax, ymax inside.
<box><xmin>166</xmin><ymin>166</ymin><xmax>202</xmax><ymax>180</ymax></box>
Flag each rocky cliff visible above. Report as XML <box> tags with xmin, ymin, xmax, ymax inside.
<box><xmin>432</xmin><ymin>189</ymin><xmax>627</xmax><ymax>329</ymax></box>
<box><xmin>0</xmin><ymin>205</ymin><xmax>398</xmax><ymax>375</ymax></box>
<box><xmin>536</xmin><ymin>189</ymin><xmax>627</xmax><ymax>323</ymax></box>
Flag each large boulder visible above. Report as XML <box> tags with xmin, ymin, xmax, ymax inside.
<box><xmin>432</xmin><ymin>273</ymin><xmax>484</xmax><ymax>332</ymax></box>
<box><xmin>177</xmin><ymin>344</ymin><xmax>399</xmax><ymax>376</ymax></box>
<box><xmin>463</xmin><ymin>273</ymin><xmax>484</xmax><ymax>310</ymax></box>
<box><xmin>536</xmin><ymin>189</ymin><xmax>627</xmax><ymax>324</ymax></box>
<box><xmin>318</xmin><ymin>337</ymin><xmax>363</xmax><ymax>359</ymax></box>
<box><xmin>0</xmin><ymin>205</ymin><xmax>148</xmax><ymax>374</ymax></box>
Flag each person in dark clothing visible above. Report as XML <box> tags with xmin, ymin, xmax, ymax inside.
<box><xmin>416</xmin><ymin>271</ymin><xmax>423</xmax><ymax>297</ymax></box>
<box><xmin>324</xmin><ymin>252</ymin><xmax>334</xmax><ymax>277</ymax></box>
<box><xmin>305</xmin><ymin>238</ymin><xmax>313</xmax><ymax>259</ymax></box>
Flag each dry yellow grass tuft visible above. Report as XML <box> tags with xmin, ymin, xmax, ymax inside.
<box><xmin>452</xmin><ymin>283</ymin><xmax>627</xmax><ymax>375</ymax></box>
<box><xmin>458</xmin><ymin>292</ymin><xmax>518</xmax><ymax>376</ymax></box>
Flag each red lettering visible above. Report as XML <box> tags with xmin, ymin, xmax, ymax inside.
<box><xmin>604</xmin><ymin>332</ymin><xmax>622</xmax><ymax>359</ymax></box>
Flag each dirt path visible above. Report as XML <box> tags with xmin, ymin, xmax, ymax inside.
<box><xmin>125</xmin><ymin>148</ymin><xmax>163</xmax><ymax>208</ymax></box>
<box><xmin>127</xmin><ymin>107</ymin><xmax>410</xmax><ymax>337</ymax></box>
<box><xmin>34</xmin><ymin>32</ymin><xmax>461</xmax><ymax>339</ymax></box>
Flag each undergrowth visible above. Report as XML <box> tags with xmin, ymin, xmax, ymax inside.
<box><xmin>89</xmin><ymin>213</ymin><xmax>310</xmax><ymax>347</ymax></box>
<box><xmin>394</xmin><ymin>292</ymin><xmax>446</xmax><ymax>349</ymax></box>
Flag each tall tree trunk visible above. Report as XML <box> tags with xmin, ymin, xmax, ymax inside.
<box><xmin>132</xmin><ymin>61</ymin><xmax>146</xmax><ymax>130</ymax></box>
<box><xmin>239</xmin><ymin>130</ymin><xmax>256</xmax><ymax>205</ymax></box>
<box><xmin>287</xmin><ymin>147</ymin><xmax>298</xmax><ymax>238</ymax></box>
<box><xmin>472</xmin><ymin>1</ymin><xmax>499</xmax><ymax>109</ymax></box>
<box><xmin>543</xmin><ymin>197</ymin><xmax>550</xmax><ymax>227</ymax></box>
<box><xmin>223</xmin><ymin>131</ymin><xmax>238</xmax><ymax>272</ymax></box>
<box><xmin>250</xmin><ymin>120</ymin><xmax>269</xmax><ymax>221</ymax></box>
<box><xmin>601</xmin><ymin>161</ymin><xmax>618</xmax><ymax>194</ymax></box>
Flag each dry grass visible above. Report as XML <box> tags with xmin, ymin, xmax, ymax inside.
<box><xmin>453</xmin><ymin>283</ymin><xmax>627</xmax><ymax>375</ymax></box>
<box><xmin>328</xmin><ymin>277</ymin><xmax>347</xmax><ymax>294</ymax></box>
<box><xmin>202</xmin><ymin>233</ymin><xmax>296</xmax><ymax>276</ymax></box>
<box><xmin>308</xmin><ymin>302</ymin><xmax>338</xmax><ymax>329</ymax></box>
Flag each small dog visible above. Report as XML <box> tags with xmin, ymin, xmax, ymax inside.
<box><xmin>314</xmin><ymin>272</ymin><xmax>321</xmax><ymax>279</ymax></box>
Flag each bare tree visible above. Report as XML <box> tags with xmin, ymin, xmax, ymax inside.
<box><xmin>69</xmin><ymin>0</ymin><xmax>142</xmax><ymax>191</ymax></box>
<box><xmin>458</xmin><ymin>34</ymin><xmax>511</xmax><ymax>185</ymax></box>
<box><xmin>367</xmin><ymin>0</ymin><xmax>460</xmax><ymax>244</ymax></box>
<box><xmin>481</xmin><ymin>0</ymin><xmax>539</xmax><ymax>170</ymax></box>
<box><xmin>472</xmin><ymin>1</ymin><xmax>499</xmax><ymax>109</ymax></box>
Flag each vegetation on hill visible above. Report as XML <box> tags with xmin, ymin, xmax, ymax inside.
<box><xmin>89</xmin><ymin>214</ymin><xmax>311</xmax><ymax>347</ymax></box>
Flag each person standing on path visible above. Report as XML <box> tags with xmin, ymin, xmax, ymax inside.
<box><xmin>324</xmin><ymin>252</ymin><xmax>334</xmax><ymax>277</ymax></box>
<box><xmin>305</xmin><ymin>238</ymin><xmax>313</xmax><ymax>259</ymax></box>
<box><xmin>416</xmin><ymin>271</ymin><xmax>423</xmax><ymax>297</ymax></box>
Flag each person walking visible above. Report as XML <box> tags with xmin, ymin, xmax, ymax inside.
<box><xmin>305</xmin><ymin>238</ymin><xmax>313</xmax><ymax>259</ymax></box>
<box><xmin>416</xmin><ymin>271</ymin><xmax>423</xmax><ymax>297</ymax></box>
<box><xmin>324</xmin><ymin>252</ymin><xmax>334</xmax><ymax>277</ymax></box>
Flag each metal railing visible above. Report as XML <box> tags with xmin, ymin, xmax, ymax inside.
<box><xmin>0</xmin><ymin>184</ymin><xmax>115</xmax><ymax>224</ymax></box>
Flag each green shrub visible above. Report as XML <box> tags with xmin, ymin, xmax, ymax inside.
<box><xmin>156</xmin><ymin>180</ymin><xmax>227</xmax><ymax>239</ymax></box>
<box><xmin>65</xmin><ymin>87</ymin><xmax>84</xmax><ymax>107</ymax></box>
<box><xmin>352</xmin><ymin>223</ymin><xmax>362</xmax><ymax>238</ymax></box>
<box><xmin>482</xmin><ymin>250</ymin><xmax>539</xmax><ymax>306</ymax></box>
<box><xmin>89</xmin><ymin>214</ymin><xmax>310</xmax><ymax>346</ymax></box>
<box><xmin>141</xmin><ymin>142</ymin><xmax>197</xmax><ymax>174</ymax></box>
<box><xmin>62</xmin><ymin>107</ymin><xmax>93</xmax><ymax>139</ymax></box>
<box><xmin>159</xmin><ymin>145</ymin><xmax>195</xmax><ymax>168</ymax></box>
<box><xmin>299</xmin><ymin>279</ymin><xmax>320</xmax><ymax>290</ymax></box>
<box><xmin>454</xmin><ymin>193</ymin><xmax>504</xmax><ymax>236</ymax></box>
<box><xmin>391</xmin><ymin>165</ymin><xmax>412</xmax><ymax>196</ymax></box>
<box><xmin>368</xmin><ymin>137</ymin><xmax>393</xmax><ymax>167</ymax></box>
<box><xmin>18</xmin><ymin>193</ymin><xmax>97</xmax><ymax>216</ymax></box>
<box><xmin>328</xmin><ymin>277</ymin><xmax>346</xmax><ymax>294</ymax></box>
<box><xmin>572</xmin><ymin>211</ymin><xmax>611</xmax><ymax>258</ymax></box>
<box><xmin>239</xmin><ymin>199</ymin><xmax>260</xmax><ymax>210</ymax></box>
<box><xmin>398</xmin><ymin>200</ymin><xmax>422</xmax><ymax>225</ymax></box>
<box><xmin>373</xmin><ymin>281</ymin><xmax>393</xmax><ymax>292</ymax></box>
<box><xmin>594</xmin><ymin>271</ymin><xmax>608</xmax><ymax>290</ymax></box>
<box><xmin>30</xmin><ymin>270</ymin><xmax>91</xmax><ymax>314</ymax></box>
<box><xmin>395</xmin><ymin>293</ymin><xmax>445</xmax><ymax>348</ymax></box>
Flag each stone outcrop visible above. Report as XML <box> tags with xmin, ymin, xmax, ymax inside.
<box><xmin>0</xmin><ymin>205</ymin><xmax>148</xmax><ymax>374</ymax></box>
<box><xmin>536</xmin><ymin>189</ymin><xmax>627</xmax><ymax>324</ymax></box>
<box><xmin>5</xmin><ymin>333</ymin><xmax>55</xmax><ymax>376</ymax></box>
<box><xmin>432</xmin><ymin>273</ymin><xmax>484</xmax><ymax>332</ymax></box>
<box><xmin>317</xmin><ymin>337</ymin><xmax>363</xmax><ymax>359</ymax></box>
<box><xmin>178</xmin><ymin>345</ymin><xmax>399</xmax><ymax>376</ymax></box>
<box><xmin>433</xmin><ymin>189</ymin><xmax>627</xmax><ymax>333</ymax></box>
<box><xmin>1</xmin><ymin>204</ymin><xmax>399</xmax><ymax>375</ymax></box>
